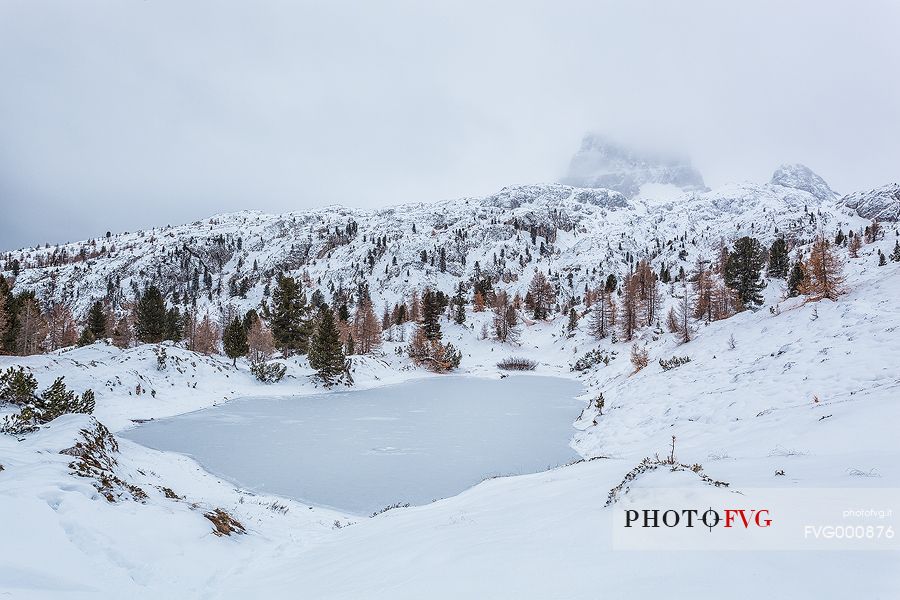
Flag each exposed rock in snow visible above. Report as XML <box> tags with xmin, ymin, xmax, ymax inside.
<box><xmin>841</xmin><ymin>182</ymin><xmax>900</xmax><ymax>221</ymax></box>
<box><xmin>770</xmin><ymin>163</ymin><xmax>838</xmax><ymax>201</ymax></box>
<box><xmin>560</xmin><ymin>133</ymin><xmax>707</xmax><ymax>198</ymax></box>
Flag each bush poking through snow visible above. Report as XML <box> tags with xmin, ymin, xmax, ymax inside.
<box><xmin>250</xmin><ymin>360</ymin><xmax>287</xmax><ymax>383</ymax></box>
<box><xmin>60</xmin><ymin>419</ymin><xmax>148</xmax><ymax>503</ymax></box>
<box><xmin>659</xmin><ymin>355</ymin><xmax>691</xmax><ymax>371</ymax></box>
<box><xmin>497</xmin><ymin>357</ymin><xmax>537</xmax><ymax>371</ymax></box>
<box><xmin>0</xmin><ymin>366</ymin><xmax>38</xmax><ymax>405</ymax></box>
<box><xmin>154</xmin><ymin>345</ymin><xmax>168</xmax><ymax>371</ymax></box>
<box><xmin>629</xmin><ymin>344</ymin><xmax>649</xmax><ymax>374</ymax></box>
<box><xmin>570</xmin><ymin>349</ymin><xmax>616</xmax><ymax>372</ymax></box>
<box><xmin>371</xmin><ymin>502</ymin><xmax>411</xmax><ymax>517</ymax></box>
<box><xmin>606</xmin><ymin>437</ymin><xmax>729</xmax><ymax>506</ymax></box>
<box><xmin>407</xmin><ymin>328</ymin><xmax>461</xmax><ymax>373</ymax></box>
<box><xmin>2</xmin><ymin>376</ymin><xmax>95</xmax><ymax>434</ymax></box>
<box><xmin>204</xmin><ymin>508</ymin><xmax>246</xmax><ymax>536</ymax></box>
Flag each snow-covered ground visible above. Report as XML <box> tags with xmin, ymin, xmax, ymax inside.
<box><xmin>3</xmin><ymin>234</ymin><xmax>900</xmax><ymax>598</ymax></box>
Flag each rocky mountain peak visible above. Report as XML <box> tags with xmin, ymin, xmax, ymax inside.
<box><xmin>560</xmin><ymin>133</ymin><xmax>707</xmax><ymax>198</ymax></box>
<box><xmin>769</xmin><ymin>164</ymin><xmax>837</xmax><ymax>201</ymax></box>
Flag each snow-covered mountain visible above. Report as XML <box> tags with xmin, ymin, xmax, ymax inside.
<box><xmin>841</xmin><ymin>182</ymin><xmax>900</xmax><ymax>222</ymax></box>
<box><xmin>560</xmin><ymin>133</ymin><xmax>707</xmax><ymax>197</ymax></box>
<box><xmin>769</xmin><ymin>163</ymin><xmax>838</xmax><ymax>201</ymax></box>
<box><xmin>2</xmin><ymin>172</ymin><xmax>872</xmax><ymax>323</ymax></box>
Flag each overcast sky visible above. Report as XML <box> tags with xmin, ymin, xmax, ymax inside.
<box><xmin>2</xmin><ymin>1</ymin><xmax>898</xmax><ymax>250</ymax></box>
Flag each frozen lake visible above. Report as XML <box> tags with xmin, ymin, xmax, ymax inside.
<box><xmin>123</xmin><ymin>375</ymin><xmax>585</xmax><ymax>515</ymax></box>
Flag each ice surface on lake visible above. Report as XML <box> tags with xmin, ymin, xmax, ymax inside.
<box><xmin>123</xmin><ymin>376</ymin><xmax>585</xmax><ymax>515</ymax></box>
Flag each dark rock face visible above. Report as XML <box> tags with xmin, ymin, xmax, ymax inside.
<box><xmin>770</xmin><ymin>164</ymin><xmax>837</xmax><ymax>202</ymax></box>
<box><xmin>560</xmin><ymin>134</ymin><xmax>706</xmax><ymax>198</ymax></box>
<box><xmin>842</xmin><ymin>183</ymin><xmax>900</xmax><ymax>221</ymax></box>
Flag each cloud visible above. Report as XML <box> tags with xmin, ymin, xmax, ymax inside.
<box><xmin>1</xmin><ymin>0</ymin><xmax>898</xmax><ymax>249</ymax></box>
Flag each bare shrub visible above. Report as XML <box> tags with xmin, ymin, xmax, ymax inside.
<box><xmin>629</xmin><ymin>343</ymin><xmax>649</xmax><ymax>373</ymax></box>
<box><xmin>497</xmin><ymin>357</ymin><xmax>537</xmax><ymax>371</ymax></box>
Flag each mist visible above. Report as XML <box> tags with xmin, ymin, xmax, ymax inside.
<box><xmin>1</xmin><ymin>0</ymin><xmax>898</xmax><ymax>250</ymax></box>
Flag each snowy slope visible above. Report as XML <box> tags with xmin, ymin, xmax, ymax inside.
<box><xmin>2</xmin><ymin>237</ymin><xmax>899</xmax><ymax>598</ymax></box>
<box><xmin>3</xmin><ymin>175</ymin><xmax>870</xmax><ymax>326</ymax></box>
<box><xmin>2</xmin><ymin>167</ymin><xmax>899</xmax><ymax>598</ymax></box>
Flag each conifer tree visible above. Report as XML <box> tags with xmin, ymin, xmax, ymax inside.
<box><xmin>768</xmin><ymin>237</ymin><xmax>789</xmax><ymax>278</ymax></box>
<box><xmin>421</xmin><ymin>288</ymin><xmax>442</xmax><ymax>341</ymax></box>
<box><xmin>492</xmin><ymin>291</ymin><xmax>519</xmax><ymax>343</ymax></box>
<box><xmin>270</xmin><ymin>274</ymin><xmax>311</xmax><ymax>356</ymax></box>
<box><xmin>619</xmin><ymin>272</ymin><xmax>639</xmax><ymax>341</ymax></box>
<box><xmin>473</xmin><ymin>290</ymin><xmax>485</xmax><ymax>312</ymax></box>
<box><xmin>135</xmin><ymin>286</ymin><xmax>168</xmax><ymax>343</ymax></box>
<box><xmin>0</xmin><ymin>282</ymin><xmax>8</xmax><ymax>354</ymax></box>
<box><xmin>223</xmin><ymin>317</ymin><xmax>248</xmax><ymax>366</ymax></box>
<box><xmin>86</xmin><ymin>300</ymin><xmax>107</xmax><ymax>339</ymax></box>
<box><xmin>567</xmin><ymin>307</ymin><xmax>578</xmax><ymax>336</ymax></box>
<box><xmin>16</xmin><ymin>297</ymin><xmax>47</xmax><ymax>355</ymax></box>
<box><xmin>453</xmin><ymin>283</ymin><xmax>466</xmax><ymax>324</ymax></box>
<box><xmin>590</xmin><ymin>287</ymin><xmax>613</xmax><ymax>340</ymax></box>
<box><xmin>787</xmin><ymin>259</ymin><xmax>805</xmax><ymax>297</ymax></box>
<box><xmin>246</xmin><ymin>318</ymin><xmax>275</xmax><ymax>362</ymax></box>
<box><xmin>848</xmin><ymin>233</ymin><xmax>861</xmax><ymax>258</ymax></box>
<box><xmin>112</xmin><ymin>316</ymin><xmax>133</xmax><ymax>349</ymax></box>
<box><xmin>308</xmin><ymin>306</ymin><xmax>347</xmax><ymax>385</ymax></box>
<box><xmin>351</xmin><ymin>297</ymin><xmax>382</xmax><ymax>354</ymax></box>
<box><xmin>691</xmin><ymin>259</ymin><xmax>714</xmax><ymax>322</ymax></box>
<box><xmin>724</xmin><ymin>236</ymin><xmax>766</xmax><ymax>307</ymax></box>
<box><xmin>800</xmin><ymin>236</ymin><xmax>845</xmax><ymax>301</ymax></box>
<box><xmin>47</xmin><ymin>304</ymin><xmax>77</xmax><ymax>350</ymax></box>
<box><xmin>527</xmin><ymin>271</ymin><xmax>554</xmax><ymax>320</ymax></box>
<box><xmin>891</xmin><ymin>240</ymin><xmax>900</xmax><ymax>262</ymax></box>
<box><xmin>165</xmin><ymin>307</ymin><xmax>183</xmax><ymax>342</ymax></box>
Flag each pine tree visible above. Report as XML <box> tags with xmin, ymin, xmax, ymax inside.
<box><xmin>165</xmin><ymin>307</ymin><xmax>183</xmax><ymax>341</ymax></box>
<box><xmin>453</xmin><ymin>283</ymin><xmax>466</xmax><ymax>324</ymax></box>
<box><xmin>421</xmin><ymin>288</ymin><xmax>442</xmax><ymax>341</ymax></box>
<box><xmin>223</xmin><ymin>317</ymin><xmax>248</xmax><ymax>366</ymax></box>
<box><xmin>135</xmin><ymin>286</ymin><xmax>168</xmax><ymax>343</ymax></box>
<box><xmin>891</xmin><ymin>240</ymin><xmax>900</xmax><ymax>262</ymax></box>
<box><xmin>619</xmin><ymin>272</ymin><xmax>639</xmax><ymax>341</ymax></box>
<box><xmin>768</xmin><ymin>237</ymin><xmax>789</xmax><ymax>278</ymax></box>
<box><xmin>527</xmin><ymin>271</ymin><xmax>554</xmax><ymax>320</ymax></box>
<box><xmin>691</xmin><ymin>259</ymin><xmax>714</xmax><ymax>322</ymax></box>
<box><xmin>800</xmin><ymin>236</ymin><xmax>845</xmax><ymax>301</ymax></box>
<box><xmin>0</xmin><ymin>282</ymin><xmax>8</xmax><ymax>354</ymax></box>
<box><xmin>724</xmin><ymin>236</ymin><xmax>766</xmax><ymax>307</ymax></box>
<box><xmin>308</xmin><ymin>306</ymin><xmax>347</xmax><ymax>385</ymax></box>
<box><xmin>270</xmin><ymin>274</ymin><xmax>311</xmax><ymax>356</ymax></box>
<box><xmin>787</xmin><ymin>259</ymin><xmax>805</xmax><ymax>297</ymax></box>
<box><xmin>567</xmin><ymin>307</ymin><xmax>578</xmax><ymax>336</ymax></box>
<box><xmin>86</xmin><ymin>300</ymin><xmax>107</xmax><ymax>339</ymax></box>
